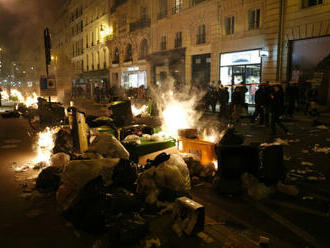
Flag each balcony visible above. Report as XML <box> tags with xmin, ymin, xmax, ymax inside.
<box><xmin>129</xmin><ymin>17</ymin><xmax>151</xmax><ymax>32</ymax></box>
<box><xmin>157</xmin><ymin>11</ymin><xmax>168</xmax><ymax>20</ymax></box>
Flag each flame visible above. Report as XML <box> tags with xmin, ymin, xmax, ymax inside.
<box><xmin>34</xmin><ymin>127</ymin><xmax>58</xmax><ymax>165</ymax></box>
<box><xmin>0</xmin><ymin>90</ymin><xmax>9</xmax><ymax>101</ymax></box>
<box><xmin>132</xmin><ymin>104</ymin><xmax>148</xmax><ymax>116</ymax></box>
<box><xmin>201</xmin><ymin>129</ymin><xmax>219</xmax><ymax>143</ymax></box>
<box><xmin>213</xmin><ymin>160</ymin><xmax>218</xmax><ymax>170</ymax></box>
<box><xmin>160</xmin><ymin>90</ymin><xmax>200</xmax><ymax>138</ymax></box>
<box><xmin>5</xmin><ymin>89</ymin><xmax>39</xmax><ymax>108</ymax></box>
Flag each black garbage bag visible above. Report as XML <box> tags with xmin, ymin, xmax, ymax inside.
<box><xmin>36</xmin><ymin>166</ymin><xmax>62</xmax><ymax>191</ymax></box>
<box><xmin>63</xmin><ymin>176</ymin><xmax>106</xmax><ymax>233</ymax></box>
<box><xmin>218</xmin><ymin>128</ymin><xmax>244</xmax><ymax>146</ymax></box>
<box><xmin>112</xmin><ymin>159</ymin><xmax>137</xmax><ymax>190</ymax></box>
<box><xmin>53</xmin><ymin>129</ymin><xmax>74</xmax><ymax>155</ymax></box>
<box><xmin>106</xmin><ymin>212</ymin><xmax>148</xmax><ymax>246</ymax></box>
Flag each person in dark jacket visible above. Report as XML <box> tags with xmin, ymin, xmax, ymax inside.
<box><xmin>252</xmin><ymin>85</ymin><xmax>266</xmax><ymax>124</ymax></box>
<box><xmin>218</xmin><ymin>85</ymin><xmax>229</xmax><ymax>119</ymax></box>
<box><xmin>231</xmin><ymin>87</ymin><xmax>243</xmax><ymax>122</ymax></box>
<box><xmin>286</xmin><ymin>83</ymin><xmax>298</xmax><ymax>117</ymax></box>
<box><xmin>270</xmin><ymin>85</ymin><xmax>288</xmax><ymax>135</ymax></box>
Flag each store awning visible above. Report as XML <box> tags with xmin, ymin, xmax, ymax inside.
<box><xmin>79</xmin><ymin>69</ymin><xmax>109</xmax><ymax>80</ymax></box>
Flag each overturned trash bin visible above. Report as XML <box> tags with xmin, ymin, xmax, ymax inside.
<box><xmin>108</xmin><ymin>100</ymin><xmax>133</xmax><ymax>127</ymax></box>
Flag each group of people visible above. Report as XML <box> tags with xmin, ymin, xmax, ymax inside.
<box><xmin>204</xmin><ymin>81</ymin><xmax>230</xmax><ymax>118</ymax></box>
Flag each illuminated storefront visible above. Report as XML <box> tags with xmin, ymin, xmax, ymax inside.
<box><xmin>220</xmin><ymin>49</ymin><xmax>262</xmax><ymax>104</ymax></box>
<box><xmin>121</xmin><ymin>66</ymin><xmax>147</xmax><ymax>89</ymax></box>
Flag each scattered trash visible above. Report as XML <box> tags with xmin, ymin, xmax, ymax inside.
<box><xmin>277</xmin><ymin>181</ymin><xmax>299</xmax><ymax>196</ymax></box>
<box><xmin>313</xmin><ymin>144</ymin><xmax>330</xmax><ymax>154</ymax></box>
<box><xmin>286</xmin><ymin>168</ymin><xmax>326</xmax><ymax>183</ymax></box>
<box><xmin>301</xmin><ymin>161</ymin><xmax>314</xmax><ymax>166</ymax></box>
<box><xmin>259</xmin><ymin>235</ymin><xmax>270</xmax><ymax>248</ymax></box>
<box><xmin>284</xmin><ymin>155</ymin><xmax>291</xmax><ymax>161</ymax></box>
<box><xmin>122</xmin><ymin>134</ymin><xmax>141</xmax><ymax>145</ymax></box>
<box><xmin>316</xmin><ymin>125</ymin><xmax>328</xmax><ymax>130</ymax></box>
<box><xmin>301</xmin><ymin>149</ymin><xmax>309</xmax><ymax>153</ymax></box>
<box><xmin>145</xmin><ymin>238</ymin><xmax>161</xmax><ymax>248</ymax></box>
<box><xmin>241</xmin><ymin>173</ymin><xmax>273</xmax><ymax>200</ymax></box>
<box><xmin>302</xmin><ymin>196</ymin><xmax>314</xmax><ymax>201</ymax></box>
<box><xmin>261</xmin><ymin>138</ymin><xmax>300</xmax><ymax>146</ymax></box>
<box><xmin>172</xmin><ymin>197</ymin><xmax>205</xmax><ymax>237</ymax></box>
<box><xmin>33</xmin><ymin>161</ymin><xmax>48</xmax><ymax>170</ymax></box>
<box><xmin>197</xmin><ymin>232</ymin><xmax>214</xmax><ymax>244</ymax></box>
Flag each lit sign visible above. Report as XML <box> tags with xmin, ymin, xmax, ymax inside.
<box><xmin>221</xmin><ymin>50</ymin><xmax>261</xmax><ymax>66</ymax></box>
<box><xmin>127</xmin><ymin>66</ymin><xmax>139</xmax><ymax>71</ymax></box>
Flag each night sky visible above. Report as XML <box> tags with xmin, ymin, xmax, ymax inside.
<box><xmin>0</xmin><ymin>0</ymin><xmax>65</xmax><ymax>61</ymax></box>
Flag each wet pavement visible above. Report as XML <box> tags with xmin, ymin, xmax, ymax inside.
<box><xmin>0</xmin><ymin>111</ymin><xmax>329</xmax><ymax>247</ymax></box>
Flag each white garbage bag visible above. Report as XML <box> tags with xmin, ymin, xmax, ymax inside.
<box><xmin>88</xmin><ymin>133</ymin><xmax>129</xmax><ymax>159</ymax></box>
<box><xmin>50</xmin><ymin>153</ymin><xmax>71</xmax><ymax>171</ymax></box>
<box><xmin>56</xmin><ymin>158</ymin><xmax>120</xmax><ymax>211</ymax></box>
<box><xmin>137</xmin><ymin>154</ymin><xmax>191</xmax><ymax>204</ymax></box>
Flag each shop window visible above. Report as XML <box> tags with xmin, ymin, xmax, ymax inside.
<box><xmin>125</xmin><ymin>44</ymin><xmax>133</xmax><ymax>62</ymax></box>
<box><xmin>302</xmin><ymin>0</ymin><xmax>323</xmax><ymax>8</ymax></box>
<box><xmin>175</xmin><ymin>32</ymin><xmax>182</xmax><ymax>48</ymax></box>
<box><xmin>225</xmin><ymin>16</ymin><xmax>235</xmax><ymax>35</ymax></box>
<box><xmin>113</xmin><ymin>48</ymin><xmax>120</xmax><ymax>64</ymax></box>
<box><xmin>197</xmin><ymin>24</ymin><xmax>206</xmax><ymax>44</ymax></box>
<box><xmin>139</xmin><ymin>39</ymin><xmax>149</xmax><ymax>59</ymax></box>
<box><xmin>248</xmin><ymin>8</ymin><xmax>260</xmax><ymax>30</ymax></box>
<box><xmin>161</xmin><ymin>36</ymin><xmax>167</xmax><ymax>50</ymax></box>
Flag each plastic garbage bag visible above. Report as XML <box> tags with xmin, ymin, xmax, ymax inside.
<box><xmin>88</xmin><ymin>133</ymin><xmax>129</xmax><ymax>159</ymax></box>
<box><xmin>56</xmin><ymin>158</ymin><xmax>120</xmax><ymax>212</ymax></box>
<box><xmin>137</xmin><ymin>154</ymin><xmax>191</xmax><ymax>204</ymax></box>
<box><xmin>50</xmin><ymin>153</ymin><xmax>71</xmax><ymax>171</ymax></box>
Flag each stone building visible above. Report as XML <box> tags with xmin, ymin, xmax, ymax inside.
<box><xmin>53</xmin><ymin>0</ymin><xmax>330</xmax><ymax>105</ymax></box>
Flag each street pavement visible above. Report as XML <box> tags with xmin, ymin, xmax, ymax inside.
<box><xmin>0</xmin><ymin>110</ymin><xmax>329</xmax><ymax>247</ymax></box>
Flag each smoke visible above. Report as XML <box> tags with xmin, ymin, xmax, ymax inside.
<box><xmin>0</xmin><ymin>0</ymin><xmax>64</xmax><ymax>61</ymax></box>
<box><xmin>149</xmin><ymin>77</ymin><xmax>207</xmax><ymax>137</ymax></box>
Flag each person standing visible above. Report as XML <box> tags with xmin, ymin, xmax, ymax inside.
<box><xmin>252</xmin><ymin>85</ymin><xmax>266</xmax><ymax>124</ymax></box>
<box><xmin>231</xmin><ymin>87</ymin><xmax>242</xmax><ymax>122</ymax></box>
<box><xmin>218</xmin><ymin>84</ymin><xmax>229</xmax><ymax>119</ymax></box>
<box><xmin>270</xmin><ymin>85</ymin><xmax>288</xmax><ymax>135</ymax></box>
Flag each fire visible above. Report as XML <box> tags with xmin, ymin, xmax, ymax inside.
<box><xmin>201</xmin><ymin>129</ymin><xmax>219</xmax><ymax>143</ymax></box>
<box><xmin>132</xmin><ymin>104</ymin><xmax>148</xmax><ymax>117</ymax></box>
<box><xmin>4</xmin><ymin>89</ymin><xmax>39</xmax><ymax>108</ymax></box>
<box><xmin>0</xmin><ymin>90</ymin><xmax>9</xmax><ymax>101</ymax></box>
<box><xmin>160</xmin><ymin>91</ymin><xmax>200</xmax><ymax>138</ymax></box>
<box><xmin>34</xmin><ymin>127</ymin><xmax>58</xmax><ymax>165</ymax></box>
<box><xmin>213</xmin><ymin>161</ymin><xmax>218</xmax><ymax>170</ymax></box>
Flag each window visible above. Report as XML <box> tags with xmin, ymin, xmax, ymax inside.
<box><xmin>141</xmin><ymin>6</ymin><xmax>147</xmax><ymax>19</ymax></box>
<box><xmin>225</xmin><ymin>16</ymin><xmax>235</xmax><ymax>35</ymax></box>
<box><xmin>173</xmin><ymin>0</ymin><xmax>183</xmax><ymax>14</ymax></box>
<box><xmin>248</xmin><ymin>8</ymin><xmax>260</xmax><ymax>30</ymax></box>
<box><xmin>302</xmin><ymin>0</ymin><xmax>323</xmax><ymax>8</ymax></box>
<box><xmin>86</xmin><ymin>54</ymin><xmax>89</xmax><ymax>71</ymax></box>
<box><xmin>160</xmin><ymin>36</ymin><xmax>167</xmax><ymax>50</ymax></box>
<box><xmin>197</xmin><ymin>25</ymin><xmax>206</xmax><ymax>44</ymax></box>
<box><xmin>86</xmin><ymin>35</ymin><xmax>89</xmax><ymax>48</ymax></box>
<box><xmin>104</xmin><ymin>48</ymin><xmax>107</xmax><ymax>68</ymax></box>
<box><xmin>113</xmin><ymin>48</ymin><xmax>120</xmax><ymax>64</ymax></box>
<box><xmin>191</xmin><ymin>0</ymin><xmax>206</xmax><ymax>6</ymax></box>
<box><xmin>139</xmin><ymin>39</ymin><xmax>148</xmax><ymax>59</ymax></box>
<box><xmin>158</xmin><ymin>0</ymin><xmax>168</xmax><ymax>19</ymax></box>
<box><xmin>175</xmin><ymin>32</ymin><xmax>182</xmax><ymax>48</ymax></box>
<box><xmin>125</xmin><ymin>44</ymin><xmax>133</xmax><ymax>62</ymax></box>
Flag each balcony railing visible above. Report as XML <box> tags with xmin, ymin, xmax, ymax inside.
<box><xmin>129</xmin><ymin>17</ymin><xmax>151</xmax><ymax>32</ymax></box>
<box><xmin>112</xmin><ymin>59</ymin><xmax>119</xmax><ymax>64</ymax></box>
<box><xmin>157</xmin><ymin>11</ymin><xmax>168</xmax><ymax>20</ymax></box>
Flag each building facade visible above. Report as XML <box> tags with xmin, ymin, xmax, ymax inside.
<box><xmin>54</xmin><ymin>0</ymin><xmax>330</xmax><ymax>105</ymax></box>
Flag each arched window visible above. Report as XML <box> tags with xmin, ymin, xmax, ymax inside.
<box><xmin>113</xmin><ymin>47</ymin><xmax>119</xmax><ymax>64</ymax></box>
<box><xmin>125</xmin><ymin>44</ymin><xmax>132</xmax><ymax>62</ymax></box>
<box><xmin>139</xmin><ymin>39</ymin><xmax>148</xmax><ymax>59</ymax></box>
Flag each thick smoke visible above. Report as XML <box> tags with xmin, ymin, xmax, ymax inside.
<box><xmin>0</xmin><ymin>0</ymin><xmax>64</xmax><ymax>61</ymax></box>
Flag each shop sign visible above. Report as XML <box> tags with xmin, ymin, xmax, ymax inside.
<box><xmin>127</xmin><ymin>66</ymin><xmax>139</xmax><ymax>71</ymax></box>
<box><xmin>221</xmin><ymin>50</ymin><xmax>261</xmax><ymax>66</ymax></box>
